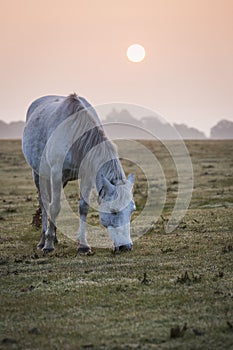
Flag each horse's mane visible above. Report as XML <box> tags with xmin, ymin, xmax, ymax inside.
<box><xmin>67</xmin><ymin>93</ymin><xmax>79</xmax><ymax>102</ymax></box>
<box><xmin>65</xmin><ymin>93</ymin><xmax>85</xmax><ymax>114</ymax></box>
<box><xmin>65</xmin><ymin>94</ymin><xmax>125</xmax><ymax>187</ymax></box>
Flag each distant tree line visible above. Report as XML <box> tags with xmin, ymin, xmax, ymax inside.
<box><xmin>0</xmin><ymin>112</ymin><xmax>232</xmax><ymax>140</ymax></box>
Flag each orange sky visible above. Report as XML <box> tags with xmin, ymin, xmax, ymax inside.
<box><xmin>1</xmin><ymin>0</ymin><xmax>233</xmax><ymax>135</ymax></box>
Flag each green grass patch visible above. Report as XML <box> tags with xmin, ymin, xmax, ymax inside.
<box><xmin>0</xmin><ymin>140</ymin><xmax>233</xmax><ymax>349</ymax></box>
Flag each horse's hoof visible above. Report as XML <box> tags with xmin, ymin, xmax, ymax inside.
<box><xmin>37</xmin><ymin>243</ymin><xmax>45</xmax><ymax>250</ymax></box>
<box><xmin>78</xmin><ymin>245</ymin><xmax>92</xmax><ymax>254</ymax></box>
<box><xmin>42</xmin><ymin>247</ymin><xmax>55</xmax><ymax>253</ymax></box>
<box><xmin>114</xmin><ymin>243</ymin><xmax>133</xmax><ymax>253</ymax></box>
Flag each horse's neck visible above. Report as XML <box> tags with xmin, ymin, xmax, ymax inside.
<box><xmin>74</xmin><ymin>125</ymin><xmax>125</xmax><ymax>192</ymax></box>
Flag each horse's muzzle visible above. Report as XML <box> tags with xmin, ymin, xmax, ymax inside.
<box><xmin>114</xmin><ymin>243</ymin><xmax>133</xmax><ymax>253</ymax></box>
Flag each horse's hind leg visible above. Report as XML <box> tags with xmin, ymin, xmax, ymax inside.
<box><xmin>33</xmin><ymin>172</ymin><xmax>49</xmax><ymax>249</ymax></box>
<box><xmin>43</xmin><ymin>167</ymin><xmax>62</xmax><ymax>252</ymax></box>
<box><xmin>34</xmin><ymin>172</ymin><xmax>58</xmax><ymax>250</ymax></box>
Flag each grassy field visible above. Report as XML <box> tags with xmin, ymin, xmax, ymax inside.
<box><xmin>0</xmin><ymin>139</ymin><xmax>233</xmax><ymax>350</ymax></box>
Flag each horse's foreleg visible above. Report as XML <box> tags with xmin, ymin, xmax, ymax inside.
<box><xmin>78</xmin><ymin>188</ymin><xmax>92</xmax><ymax>253</ymax></box>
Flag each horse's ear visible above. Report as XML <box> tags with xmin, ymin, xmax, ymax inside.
<box><xmin>127</xmin><ymin>173</ymin><xmax>135</xmax><ymax>190</ymax></box>
<box><xmin>102</xmin><ymin>176</ymin><xmax>115</xmax><ymax>194</ymax></box>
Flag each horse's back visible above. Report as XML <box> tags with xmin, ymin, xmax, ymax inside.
<box><xmin>25</xmin><ymin>95</ymin><xmax>64</xmax><ymax>122</ymax></box>
<box><xmin>22</xmin><ymin>94</ymin><xmax>101</xmax><ymax>174</ymax></box>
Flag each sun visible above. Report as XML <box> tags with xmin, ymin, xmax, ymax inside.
<box><xmin>127</xmin><ymin>44</ymin><xmax>146</xmax><ymax>63</ymax></box>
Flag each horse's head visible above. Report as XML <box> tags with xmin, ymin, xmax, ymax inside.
<box><xmin>98</xmin><ymin>174</ymin><xmax>135</xmax><ymax>252</ymax></box>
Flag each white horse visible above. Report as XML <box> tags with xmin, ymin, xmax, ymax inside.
<box><xmin>22</xmin><ymin>93</ymin><xmax>135</xmax><ymax>253</ymax></box>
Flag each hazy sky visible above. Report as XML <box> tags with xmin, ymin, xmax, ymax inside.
<box><xmin>1</xmin><ymin>0</ymin><xmax>233</xmax><ymax>135</ymax></box>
